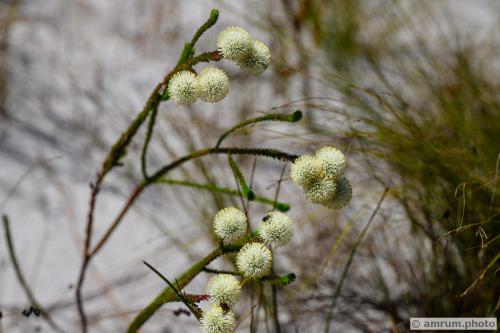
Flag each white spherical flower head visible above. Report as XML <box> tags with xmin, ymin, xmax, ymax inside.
<box><xmin>324</xmin><ymin>177</ymin><xmax>352</xmax><ymax>210</ymax></box>
<box><xmin>213</xmin><ymin>207</ymin><xmax>247</xmax><ymax>242</ymax></box>
<box><xmin>206</xmin><ymin>274</ymin><xmax>241</xmax><ymax>307</ymax></box>
<box><xmin>315</xmin><ymin>147</ymin><xmax>347</xmax><ymax>180</ymax></box>
<box><xmin>196</xmin><ymin>67</ymin><xmax>230</xmax><ymax>103</ymax></box>
<box><xmin>200</xmin><ymin>304</ymin><xmax>236</xmax><ymax>333</ymax></box>
<box><xmin>304</xmin><ymin>179</ymin><xmax>337</xmax><ymax>204</ymax></box>
<box><xmin>290</xmin><ymin>155</ymin><xmax>323</xmax><ymax>189</ymax></box>
<box><xmin>236</xmin><ymin>242</ymin><xmax>272</xmax><ymax>278</ymax></box>
<box><xmin>217</xmin><ymin>26</ymin><xmax>252</xmax><ymax>62</ymax></box>
<box><xmin>259</xmin><ymin>211</ymin><xmax>294</xmax><ymax>247</ymax></box>
<box><xmin>237</xmin><ymin>39</ymin><xmax>271</xmax><ymax>74</ymax></box>
<box><xmin>167</xmin><ymin>70</ymin><xmax>198</xmax><ymax>105</ymax></box>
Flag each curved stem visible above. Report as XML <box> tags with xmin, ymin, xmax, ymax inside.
<box><xmin>141</xmin><ymin>105</ymin><xmax>159</xmax><ymax>180</ymax></box>
<box><xmin>215</xmin><ymin>110</ymin><xmax>302</xmax><ymax>148</ymax></box>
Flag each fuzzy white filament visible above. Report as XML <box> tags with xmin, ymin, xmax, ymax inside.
<box><xmin>213</xmin><ymin>207</ymin><xmax>247</xmax><ymax>242</ymax></box>
<box><xmin>206</xmin><ymin>274</ymin><xmax>241</xmax><ymax>307</ymax></box>
<box><xmin>200</xmin><ymin>304</ymin><xmax>236</xmax><ymax>333</ymax></box>
<box><xmin>259</xmin><ymin>211</ymin><xmax>294</xmax><ymax>247</ymax></box>
<box><xmin>196</xmin><ymin>67</ymin><xmax>230</xmax><ymax>103</ymax></box>
<box><xmin>236</xmin><ymin>242</ymin><xmax>272</xmax><ymax>278</ymax></box>
<box><xmin>167</xmin><ymin>70</ymin><xmax>198</xmax><ymax>105</ymax></box>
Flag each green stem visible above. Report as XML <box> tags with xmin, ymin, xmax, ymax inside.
<box><xmin>126</xmin><ymin>246</ymin><xmax>239</xmax><ymax>333</ymax></box>
<box><xmin>202</xmin><ymin>267</ymin><xmax>242</xmax><ymax>276</ymax></box>
<box><xmin>215</xmin><ymin>110</ymin><xmax>302</xmax><ymax>148</ymax></box>
<box><xmin>141</xmin><ymin>105</ymin><xmax>159</xmax><ymax>180</ymax></box>
<box><xmin>228</xmin><ymin>155</ymin><xmax>255</xmax><ymax>200</ymax></box>
<box><xmin>156</xmin><ymin>178</ymin><xmax>290</xmax><ymax>212</ymax></box>
<box><xmin>148</xmin><ymin>147</ymin><xmax>298</xmax><ymax>184</ymax></box>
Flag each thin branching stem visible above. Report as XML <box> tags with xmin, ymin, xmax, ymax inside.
<box><xmin>323</xmin><ymin>188</ymin><xmax>389</xmax><ymax>333</ymax></box>
<box><xmin>2</xmin><ymin>215</ymin><xmax>64</xmax><ymax>333</ymax></box>
<box><xmin>77</xmin><ymin>17</ymin><xmax>222</xmax><ymax>333</ymax></box>
<box><xmin>90</xmin><ymin>147</ymin><xmax>296</xmax><ymax>258</ymax></box>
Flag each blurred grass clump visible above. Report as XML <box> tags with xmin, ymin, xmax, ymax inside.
<box><xmin>315</xmin><ymin>0</ymin><xmax>499</xmax><ymax>318</ymax></box>
<box><xmin>263</xmin><ymin>0</ymin><xmax>499</xmax><ymax>328</ymax></box>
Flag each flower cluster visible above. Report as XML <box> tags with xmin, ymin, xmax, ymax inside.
<box><xmin>290</xmin><ymin>147</ymin><xmax>352</xmax><ymax>209</ymax></box>
<box><xmin>168</xmin><ymin>67</ymin><xmax>229</xmax><ymax>105</ymax></box>
<box><xmin>201</xmin><ymin>208</ymin><xmax>294</xmax><ymax>332</ymax></box>
<box><xmin>168</xmin><ymin>27</ymin><xmax>270</xmax><ymax>106</ymax></box>
<box><xmin>217</xmin><ymin>27</ymin><xmax>270</xmax><ymax>74</ymax></box>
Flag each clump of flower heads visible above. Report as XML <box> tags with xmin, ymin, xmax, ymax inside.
<box><xmin>258</xmin><ymin>211</ymin><xmax>294</xmax><ymax>247</ymax></box>
<box><xmin>213</xmin><ymin>207</ymin><xmax>247</xmax><ymax>243</ymax></box>
<box><xmin>199</xmin><ymin>208</ymin><xmax>296</xmax><ymax>332</ymax></box>
<box><xmin>200</xmin><ymin>304</ymin><xmax>236</xmax><ymax>333</ymax></box>
<box><xmin>168</xmin><ymin>26</ymin><xmax>271</xmax><ymax>106</ymax></box>
<box><xmin>290</xmin><ymin>146</ymin><xmax>352</xmax><ymax>209</ymax></box>
<box><xmin>218</xmin><ymin>27</ymin><xmax>271</xmax><ymax>74</ymax></box>
<box><xmin>206</xmin><ymin>274</ymin><xmax>241</xmax><ymax>307</ymax></box>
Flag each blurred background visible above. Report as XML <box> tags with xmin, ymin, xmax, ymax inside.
<box><xmin>0</xmin><ymin>0</ymin><xmax>499</xmax><ymax>332</ymax></box>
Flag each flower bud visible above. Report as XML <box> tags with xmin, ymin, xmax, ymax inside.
<box><xmin>304</xmin><ymin>179</ymin><xmax>337</xmax><ymax>204</ymax></box>
<box><xmin>217</xmin><ymin>26</ymin><xmax>252</xmax><ymax>62</ymax></box>
<box><xmin>236</xmin><ymin>242</ymin><xmax>272</xmax><ymax>278</ymax></box>
<box><xmin>200</xmin><ymin>304</ymin><xmax>236</xmax><ymax>333</ymax></box>
<box><xmin>290</xmin><ymin>155</ymin><xmax>323</xmax><ymax>189</ymax></box>
<box><xmin>196</xmin><ymin>67</ymin><xmax>230</xmax><ymax>103</ymax></box>
<box><xmin>237</xmin><ymin>39</ymin><xmax>271</xmax><ymax>74</ymax></box>
<box><xmin>213</xmin><ymin>207</ymin><xmax>247</xmax><ymax>243</ymax></box>
<box><xmin>167</xmin><ymin>70</ymin><xmax>198</xmax><ymax>105</ymax></box>
<box><xmin>323</xmin><ymin>177</ymin><xmax>352</xmax><ymax>209</ymax></box>
<box><xmin>206</xmin><ymin>274</ymin><xmax>241</xmax><ymax>307</ymax></box>
<box><xmin>315</xmin><ymin>147</ymin><xmax>347</xmax><ymax>180</ymax></box>
<box><xmin>259</xmin><ymin>211</ymin><xmax>294</xmax><ymax>247</ymax></box>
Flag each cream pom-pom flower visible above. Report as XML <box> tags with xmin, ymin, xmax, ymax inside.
<box><xmin>167</xmin><ymin>70</ymin><xmax>198</xmax><ymax>105</ymax></box>
<box><xmin>290</xmin><ymin>155</ymin><xmax>323</xmax><ymax>189</ymax></box>
<box><xmin>217</xmin><ymin>26</ymin><xmax>252</xmax><ymax>62</ymax></box>
<box><xmin>237</xmin><ymin>39</ymin><xmax>271</xmax><ymax>74</ymax></box>
<box><xmin>200</xmin><ymin>304</ymin><xmax>236</xmax><ymax>333</ymax></box>
<box><xmin>323</xmin><ymin>177</ymin><xmax>352</xmax><ymax>209</ymax></box>
<box><xmin>259</xmin><ymin>211</ymin><xmax>294</xmax><ymax>247</ymax></box>
<box><xmin>236</xmin><ymin>242</ymin><xmax>272</xmax><ymax>278</ymax></box>
<box><xmin>304</xmin><ymin>178</ymin><xmax>337</xmax><ymax>204</ymax></box>
<box><xmin>196</xmin><ymin>67</ymin><xmax>230</xmax><ymax>103</ymax></box>
<box><xmin>206</xmin><ymin>274</ymin><xmax>241</xmax><ymax>307</ymax></box>
<box><xmin>213</xmin><ymin>207</ymin><xmax>247</xmax><ymax>242</ymax></box>
<box><xmin>315</xmin><ymin>147</ymin><xmax>347</xmax><ymax>180</ymax></box>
